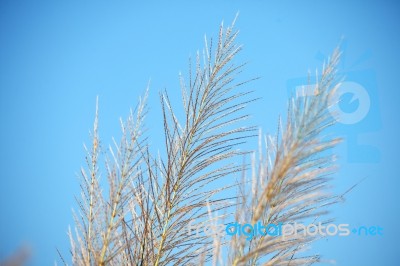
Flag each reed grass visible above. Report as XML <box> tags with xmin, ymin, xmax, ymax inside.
<box><xmin>66</xmin><ymin>16</ymin><xmax>343</xmax><ymax>266</ymax></box>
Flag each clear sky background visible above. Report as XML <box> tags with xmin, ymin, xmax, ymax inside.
<box><xmin>0</xmin><ymin>1</ymin><xmax>399</xmax><ymax>265</ymax></box>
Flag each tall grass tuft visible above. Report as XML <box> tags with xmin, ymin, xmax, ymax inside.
<box><xmin>66</xmin><ymin>17</ymin><xmax>343</xmax><ymax>266</ymax></box>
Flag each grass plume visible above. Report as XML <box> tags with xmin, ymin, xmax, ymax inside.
<box><xmin>229</xmin><ymin>49</ymin><xmax>342</xmax><ymax>266</ymax></box>
<box><xmin>66</xmin><ymin>16</ymin><xmax>343</xmax><ymax>266</ymax></box>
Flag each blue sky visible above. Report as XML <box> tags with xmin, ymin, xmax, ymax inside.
<box><xmin>0</xmin><ymin>1</ymin><xmax>399</xmax><ymax>265</ymax></box>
